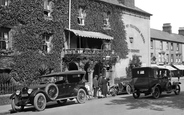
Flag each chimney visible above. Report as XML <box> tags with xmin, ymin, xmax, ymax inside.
<box><xmin>163</xmin><ymin>23</ymin><xmax>172</xmax><ymax>33</ymax></box>
<box><xmin>178</xmin><ymin>27</ymin><xmax>184</xmax><ymax>36</ymax></box>
<box><xmin>123</xmin><ymin>0</ymin><xmax>135</xmax><ymax>8</ymax></box>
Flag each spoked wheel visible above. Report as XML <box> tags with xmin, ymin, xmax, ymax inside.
<box><xmin>109</xmin><ymin>87</ymin><xmax>118</xmax><ymax>96</ymax></box>
<box><xmin>133</xmin><ymin>90</ymin><xmax>140</xmax><ymax>99</ymax></box>
<box><xmin>11</xmin><ymin>97</ymin><xmax>24</xmax><ymax>112</ymax></box>
<box><xmin>76</xmin><ymin>89</ymin><xmax>87</xmax><ymax>104</ymax></box>
<box><xmin>34</xmin><ymin>93</ymin><xmax>47</xmax><ymax>111</ymax></box>
<box><xmin>126</xmin><ymin>84</ymin><xmax>132</xmax><ymax>95</ymax></box>
<box><xmin>152</xmin><ymin>86</ymin><xmax>160</xmax><ymax>99</ymax></box>
<box><xmin>57</xmin><ymin>99</ymin><xmax>67</xmax><ymax>105</ymax></box>
<box><xmin>174</xmin><ymin>85</ymin><xmax>180</xmax><ymax>95</ymax></box>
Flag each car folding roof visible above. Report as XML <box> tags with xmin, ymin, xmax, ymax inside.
<box><xmin>42</xmin><ymin>70</ymin><xmax>86</xmax><ymax>77</ymax></box>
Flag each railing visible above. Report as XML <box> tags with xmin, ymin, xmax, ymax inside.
<box><xmin>0</xmin><ymin>83</ymin><xmax>38</xmax><ymax>95</ymax></box>
<box><xmin>63</xmin><ymin>48</ymin><xmax>115</xmax><ymax>56</ymax></box>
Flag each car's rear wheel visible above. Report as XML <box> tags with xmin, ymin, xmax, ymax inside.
<box><xmin>174</xmin><ymin>85</ymin><xmax>180</xmax><ymax>95</ymax></box>
<box><xmin>34</xmin><ymin>93</ymin><xmax>46</xmax><ymax>111</ymax></box>
<box><xmin>11</xmin><ymin>97</ymin><xmax>24</xmax><ymax>112</ymax></box>
<box><xmin>152</xmin><ymin>86</ymin><xmax>160</xmax><ymax>99</ymax></box>
<box><xmin>57</xmin><ymin>99</ymin><xmax>67</xmax><ymax>105</ymax></box>
<box><xmin>133</xmin><ymin>90</ymin><xmax>140</xmax><ymax>99</ymax></box>
<box><xmin>76</xmin><ymin>89</ymin><xmax>87</xmax><ymax>104</ymax></box>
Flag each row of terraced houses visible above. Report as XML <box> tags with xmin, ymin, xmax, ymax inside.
<box><xmin>1</xmin><ymin>0</ymin><xmax>184</xmax><ymax>90</ymax></box>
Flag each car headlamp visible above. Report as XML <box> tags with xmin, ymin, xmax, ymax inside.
<box><xmin>85</xmin><ymin>84</ymin><xmax>90</xmax><ymax>91</ymax></box>
<box><xmin>16</xmin><ymin>90</ymin><xmax>21</xmax><ymax>95</ymax></box>
<box><xmin>27</xmin><ymin>89</ymin><xmax>33</xmax><ymax>94</ymax></box>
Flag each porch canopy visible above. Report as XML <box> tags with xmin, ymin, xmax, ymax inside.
<box><xmin>150</xmin><ymin>64</ymin><xmax>176</xmax><ymax>71</ymax></box>
<box><xmin>172</xmin><ymin>65</ymin><xmax>184</xmax><ymax>70</ymax></box>
<box><xmin>65</xmin><ymin>29</ymin><xmax>113</xmax><ymax>40</ymax></box>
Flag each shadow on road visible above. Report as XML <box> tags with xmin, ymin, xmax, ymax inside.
<box><xmin>10</xmin><ymin>100</ymin><xmax>77</xmax><ymax>114</ymax></box>
<box><xmin>106</xmin><ymin>91</ymin><xmax>184</xmax><ymax>111</ymax></box>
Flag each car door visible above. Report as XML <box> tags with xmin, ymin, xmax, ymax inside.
<box><xmin>55</xmin><ymin>78</ymin><xmax>68</xmax><ymax>98</ymax></box>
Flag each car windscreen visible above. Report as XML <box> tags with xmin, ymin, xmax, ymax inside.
<box><xmin>132</xmin><ymin>69</ymin><xmax>149</xmax><ymax>78</ymax></box>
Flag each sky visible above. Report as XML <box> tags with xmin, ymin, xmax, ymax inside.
<box><xmin>135</xmin><ymin>0</ymin><xmax>184</xmax><ymax>34</ymax></box>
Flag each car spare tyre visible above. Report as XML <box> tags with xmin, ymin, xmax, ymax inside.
<box><xmin>45</xmin><ymin>83</ymin><xmax>59</xmax><ymax>101</ymax></box>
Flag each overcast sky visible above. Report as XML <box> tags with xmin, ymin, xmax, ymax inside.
<box><xmin>135</xmin><ymin>0</ymin><xmax>184</xmax><ymax>34</ymax></box>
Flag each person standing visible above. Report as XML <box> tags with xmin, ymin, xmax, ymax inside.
<box><xmin>101</xmin><ymin>76</ymin><xmax>108</xmax><ymax>97</ymax></box>
<box><xmin>93</xmin><ymin>75</ymin><xmax>98</xmax><ymax>98</ymax></box>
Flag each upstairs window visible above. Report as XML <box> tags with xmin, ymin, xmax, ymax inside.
<box><xmin>103</xmin><ymin>11</ymin><xmax>111</xmax><ymax>29</ymax></box>
<box><xmin>0</xmin><ymin>31</ymin><xmax>8</xmax><ymax>50</ymax></box>
<box><xmin>171</xmin><ymin>43</ymin><xmax>173</xmax><ymax>51</ymax></box>
<box><xmin>44</xmin><ymin>0</ymin><xmax>54</xmax><ymax>19</ymax></box>
<box><xmin>42</xmin><ymin>34</ymin><xmax>53</xmax><ymax>54</ymax></box>
<box><xmin>160</xmin><ymin>41</ymin><xmax>163</xmax><ymax>50</ymax></box>
<box><xmin>0</xmin><ymin>0</ymin><xmax>10</xmax><ymax>6</ymax></box>
<box><xmin>151</xmin><ymin>40</ymin><xmax>153</xmax><ymax>49</ymax></box>
<box><xmin>177</xmin><ymin>43</ymin><xmax>179</xmax><ymax>51</ymax></box>
<box><xmin>77</xmin><ymin>6</ymin><xmax>86</xmax><ymax>26</ymax></box>
<box><xmin>166</xmin><ymin>42</ymin><xmax>169</xmax><ymax>50</ymax></box>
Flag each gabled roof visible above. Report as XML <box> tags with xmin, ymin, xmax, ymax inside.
<box><xmin>99</xmin><ymin>0</ymin><xmax>152</xmax><ymax>16</ymax></box>
<box><xmin>151</xmin><ymin>28</ymin><xmax>184</xmax><ymax>43</ymax></box>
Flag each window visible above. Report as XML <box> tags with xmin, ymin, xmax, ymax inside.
<box><xmin>166</xmin><ymin>54</ymin><xmax>169</xmax><ymax>63</ymax></box>
<box><xmin>160</xmin><ymin>41</ymin><xmax>163</xmax><ymax>50</ymax></box>
<box><xmin>103</xmin><ymin>11</ymin><xmax>111</xmax><ymax>29</ymax></box>
<box><xmin>166</xmin><ymin>42</ymin><xmax>169</xmax><ymax>50</ymax></box>
<box><xmin>0</xmin><ymin>0</ymin><xmax>10</xmax><ymax>6</ymax></box>
<box><xmin>151</xmin><ymin>40</ymin><xmax>153</xmax><ymax>49</ymax></box>
<box><xmin>129</xmin><ymin>37</ymin><xmax>134</xmax><ymax>43</ymax></box>
<box><xmin>78</xmin><ymin>6</ymin><xmax>86</xmax><ymax>26</ymax></box>
<box><xmin>158</xmin><ymin>53</ymin><xmax>161</xmax><ymax>62</ymax></box>
<box><xmin>0</xmin><ymin>31</ymin><xmax>8</xmax><ymax>50</ymax></box>
<box><xmin>177</xmin><ymin>43</ymin><xmax>179</xmax><ymax>51</ymax></box>
<box><xmin>42</xmin><ymin>34</ymin><xmax>53</xmax><ymax>53</ymax></box>
<box><xmin>171</xmin><ymin>54</ymin><xmax>174</xmax><ymax>63</ymax></box>
<box><xmin>171</xmin><ymin>43</ymin><xmax>173</xmax><ymax>51</ymax></box>
<box><xmin>44</xmin><ymin>0</ymin><xmax>54</xmax><ymax>19</ymax></box>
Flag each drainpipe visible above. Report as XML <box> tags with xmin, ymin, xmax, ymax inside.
<box><xmin>68</xmin><ymin>0</ymin><xmax>71</xmax><ymax>48</ymax></box>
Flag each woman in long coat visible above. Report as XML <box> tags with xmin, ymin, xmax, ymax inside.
<box><xmin>101</xmin><ymin>77</ymin><xmax>108</xmax><ymax>97</ymax></box>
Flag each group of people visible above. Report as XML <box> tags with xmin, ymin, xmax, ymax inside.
<box><xmin>93</xmin><ymin>74</ymin><xmax>110</xmax><ymax>98</ymax></box>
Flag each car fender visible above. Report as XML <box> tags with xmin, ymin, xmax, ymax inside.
<box><xmin>10</xmin><ymin>93</ymin><xmax>16</xmax><ymax>99</ymax></box>
<box><xmin>30</xmin><ymin>90</ymin><xmax>49</xmax><ymax>102</ymax></box>
<box><xmin>151</xmin><ymin>84</ymin><xmax>161</xmax><ymax>93</ymax></box>
<box><xmin>74</xmin><ymin>86</ymin><xmax>89</xmax><ymax>95</ymax></box>
<box><xmin>172</xmin><ymin>81</ymin><xmax>181</xmax><ymax>85</ymax></box>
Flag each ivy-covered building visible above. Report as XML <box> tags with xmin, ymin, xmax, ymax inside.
<box><xmin>0</xmin><ymin>0</ymin><xmax>151</xmax><ymax>87</ymax></box>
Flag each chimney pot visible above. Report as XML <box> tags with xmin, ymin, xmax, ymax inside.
<box><xmin>178</xmin><ymin>27</ymin><xmax>184</xmax><ymax>36</ymax></box>
<box><xmin>163</xmin><ymin>23</ymin><xmax>172</xmax><ymax>33</ymax></box>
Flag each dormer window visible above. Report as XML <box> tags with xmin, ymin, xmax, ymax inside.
<box><xmin>42</xmin><ymin>34</ymin><xmax>53</xmax><ymax>54</ymax></box>
<box><xmin>77</xmin><ymin>6</ymin><xmax>86</xmax><ymax>26</ymax></box>
<box><xmin>103</xmin><ymin>11</ymin><xmax>111</xmax><ymax>29</ymax></box>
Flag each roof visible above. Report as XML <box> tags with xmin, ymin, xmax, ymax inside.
<box><xmin>99</xmin><ymin>0</ymin><xmax>152</xmax><ymax>16</ymax></box>
<box><xmin>42</xmin><ymin>70</ymin><xmax>86</xmax><ymax>77</ymax></box>
<box><xmin>172</xmin><ymin>65</ymin><xmax>184</xmax><ymax>70</ymax></box>
<box><xmin>151</xmin><ymin>28</ymin><xmax>184</xmax><ymax>43</ymax></box>
<box><xmin>66</xmin><ymin>29</ymin><xmax>113</xmax><ymax>40</ymax></box>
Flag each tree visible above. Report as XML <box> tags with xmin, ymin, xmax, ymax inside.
<box><xmin>126</xmin><ymin>55</ymin><xmax>142</xmax><ymax>78</ymax></box>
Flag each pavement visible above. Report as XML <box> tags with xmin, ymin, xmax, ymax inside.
<box><xmin>0</xmin><ymin>77</ymin><xmax>183</xmax><ymax>115</ymax></box>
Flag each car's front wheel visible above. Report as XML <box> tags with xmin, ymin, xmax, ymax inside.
<box><xmin>126</xmin><ymin>84</ymin><xmax>132</xmax><ymax>95</ymax></box>
<box><xmin>76</xmin><ymin>89</ymin><xmax>87</xmax><ymax>104</ymax></box>
<box><xmin>133</xmin><ymin>91</ymin><xmax>140</xmax><ymax>99</ymax></box>
<box><xmin>34</xmin><ymin>93</ymin><xmax>47</xmax><ymax>111</ymax></box>
<box><xmin>11</xmin><ymin>97</ymin><xmax>24</xmax><ymax>112</ymax></box>
<box><xmin>152</xmin><ymin>86</ymin><xmax>160</xmax><ymax>99</ymax></box>
<box><xmin>174</xmin><ymin>85</ymin><xmax>180</xmax><ymax>95</ymax></box>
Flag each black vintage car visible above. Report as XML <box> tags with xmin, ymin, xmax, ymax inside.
<box><xmin>132</xmin><ymin>67</ymin><xmax>181</xmax><ymax>99</ymax></box>
<box><xmin>10</xmin><ymin>70</ymin><xmax>89</xmax><ymax>112</ymax></box>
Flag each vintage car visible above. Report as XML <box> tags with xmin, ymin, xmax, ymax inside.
<box><xmin>131</xmin><ymin>67</ymin><xmax>181</xmax><ymax>99</ymax></box>
<box><xmin>109</xmin><ymin>78</ymin><xmax>132</xmax><ymax>96</ymax></box>
<box><xmin>10</xmin><ymin>70</ymin><xmax>89</xmax><ymax>112</ymax></box>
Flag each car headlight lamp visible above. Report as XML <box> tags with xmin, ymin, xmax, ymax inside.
<box><xmin>16</xmin><ymin>90</ymin><xmax>21</xmax><ymax>95</ymax></box>
<box><xmin>27</xmin><ymin>89</ymin><xmax>33</xmax><ymax>94</ymax></box>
